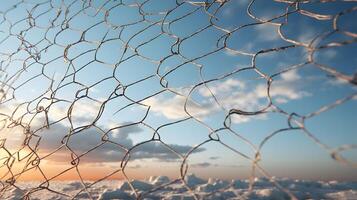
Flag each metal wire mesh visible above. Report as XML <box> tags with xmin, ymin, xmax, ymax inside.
<box><xmin>0</xmin><ymin>0</ymin><xmax>356</xmax><ymax>199</ymax></box>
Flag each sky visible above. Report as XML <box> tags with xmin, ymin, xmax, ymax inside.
<box><xmin>0</xmin><ymin>0</ymin><xmax>356</xmax><ymax>183</ymax></box>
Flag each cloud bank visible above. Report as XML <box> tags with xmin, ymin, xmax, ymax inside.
<box><xmin>4</xmin><ymin>175</ymin><xmax>357</xmax><ymax>200</ymax></box>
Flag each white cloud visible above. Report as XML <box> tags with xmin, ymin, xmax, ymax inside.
<box><xmin>3</xmin><ymin>176</ymin><xmax>357</xmax><ymax>199</ymax></box>
<box><xmin>198</xmin><ymin>79</ymin><xmax>245</xmax><ymax>97</ymax></box>
<box><xmin>143</xmin><ymin>94</ymin><xmax>215</xmax><ymax>120</ymax></box>
<box><xmin>280</xmin><ymin>69</ymin><xmax>301</xmax><ymax>82</ymax></box>
<box><xmin>254</xmin><ymin>24</ymin><xmax>280</xmax><ymax>42</ymax></box>
<box><xmin>144</xmin><ymin>70</ymin><xmax>309</xmax><ymax>124</ymax></box>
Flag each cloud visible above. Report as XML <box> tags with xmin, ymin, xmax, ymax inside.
<box><xmin>4</xmin><ymin>176</ymin><xmax>357</xmax><ymax>199</ymax></box>
<box><xmin>143</xmin><ymin>94</ymin><xmax>215</xmax><ymax>120</ymax></box>
<box><xmin>36</xmin><ymin>122</ymin><xmax>137</xmax><ymax>163</ymax></box>
<box><xmin>280</xmin><ymin>69</ymin><xmax>301</xmax><ymax>82</ymax></box>
<box><xmin>191</xmin><ymin>162</ymin><xmax>212</xmax><ymax>168</ymax></box>
<box><xmin>130</xmin><ymin>142</ymin><xmax>205</xmax><ymax>161</ymax></box>
<box><xmin>254</xmin><ymin>24</ymin><xmax>280</xmax><ymax>42</ymax></box>
<box><xmin>35</xmin><ymin>122</ymin><xmax>205</xmax><ymax>163</ymax></box>
<box><xmin>0</xmin><ymin>100</ymin><xmax>205</xmax><ymax>164</ymax></box>
<box><xmin>198</xmin><ymin>79</ymin><xmax>245</xmax><ymax>97</ymax></box>
<box><xmin>0</xmin><ymin>70</ymin><xmax>308</xmax><ymax>164</ymax></box>
<box><xmin>48</xmin><ymin>100</ymin><xmax>103</xmax><ymax>127</ymax></box>
<box><xmin>209</xmin><ymin>156</ymin><xmax>220</xmax><ymax>160</ymax></box>
<box><xmin>267</xmin><ymin>70</ymin><xmax>311</xmax><ymax>103</ymax></box>
<box><xmin>144</xmin><ymin>70</ymin><xmax>309</xmax><ymax>123</ymax></box>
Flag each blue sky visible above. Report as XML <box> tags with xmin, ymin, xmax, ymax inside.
<box><xmin>0</xmin><ymin>0</ymin><xmax>356</xmax><ymax>181</ymax></box>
